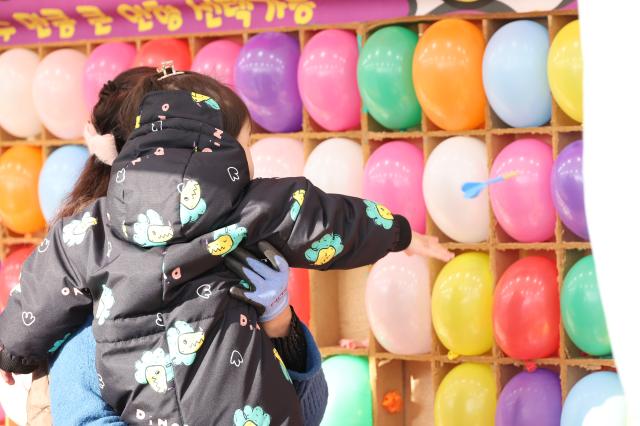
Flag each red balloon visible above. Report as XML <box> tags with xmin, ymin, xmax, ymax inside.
<box><xmin>493</xmin><ymin>256</ymin><xmax>560</xmax><ymax>360</ymax></box>
<box><xmin>135</xmin><ymin>39</ymin><xmax>192</xmax><ymax>70</ymax></box>
<box><xmin>288</xmin><ymin>268</ymin><xmax>310</xmax><ymax>325</ymax></box>
<box><xmin>0</xmin><ymin>245</ymin><xmax>34</xmax><ymax>311</ymax></box>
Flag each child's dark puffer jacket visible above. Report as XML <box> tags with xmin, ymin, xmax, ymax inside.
<box><xmin>0</xmin><ymin>90</ymin><xmax>411</xmax><ymax>425</ymax></box>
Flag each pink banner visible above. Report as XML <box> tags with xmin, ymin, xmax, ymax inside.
<box><xmin>0</xmin><ymin>0</ymin><xmax>576</xmax><ymax>46</ymax></box>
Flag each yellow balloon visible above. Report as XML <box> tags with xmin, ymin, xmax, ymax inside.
<box><xmin>548</xmin><ymin>20</ymin><xmax>583</xmax><ymax>122</ymax></box>
<box><xmin>435</xmin><ymin>363</ymin><xmax>496</xmax><ymax>426</ymax></box>
<box><xmin>432</xmin><ymin>252</ymin><xmax>493</xmax><ymax>358</ymax></box>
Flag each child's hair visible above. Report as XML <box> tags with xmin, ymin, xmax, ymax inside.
<box><xmin>56</xmin><ymin>67</ymin><xmax>250</xmax><ymax>221</ymax></box>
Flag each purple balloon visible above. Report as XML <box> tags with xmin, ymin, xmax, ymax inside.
<box><xmin>234</xmin><ymin>32</ymin><xmax>302</xmax><ymax>133</ymax></box>
<box><xmin>496</xmin><ymin>369</ymin><xmax>562</xmax><ymax>426</ymax></box>
<box><xmin>551</xmin><ymin>140</ymin><xmax>589</xmax><ymax>239</ymax></box>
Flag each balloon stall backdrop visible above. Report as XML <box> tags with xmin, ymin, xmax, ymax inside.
<box><xmin>0</xmin><ymin>8</ymin><xmax>616</xmax><ymax>426</ymax></box>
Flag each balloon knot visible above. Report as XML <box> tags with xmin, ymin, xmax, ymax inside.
<box><xmin>382</xmin><ymin>391</ymin><xmax>403</xmax><ymax>414</ymax></box>
<box><xmin>524</xmin><ymin>362</ymin><xmax>537</xmax><ymax>372</ymax></box>
<box><xmin>447</xmin><ymin>351</ymin><xmax>459</xmax><ymax>360</ymax></box>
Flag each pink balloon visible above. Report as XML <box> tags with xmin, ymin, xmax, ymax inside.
<box><xmin>192</xmin><ymin>39</ymin><xmax>242</xmax><ymax>88</ymax></box>
<box><xmin>298</xmin><ymin>29</ymin><xmax>361</xmax><ymax>131</ymax></box>
<box><xmin>0</xmin><ymin>49</ymin><xmax>41</xmax><ymax>138</ymax></box>
<box><xmin>490</xmin><ymin>138</ymin><xmax>556</xmax><ymax>242</ymax></box>
<box><xmin>33</xmin><ymin>49</ymin><xmax>89</xmax><ymax>140</ymax></box>
<box><xmin>83</xmin><ymin>42</ymin><xmax>136</xmax><ymax>111</ymax></box>
<box><xmin>251</xmin><ymin>137</ymin><xmax>304</xmax><ymax>178</ymax></box>
<box><xmin>366</xmin><ymin>251</ymin><xmax>431</xmax><ymax>354</ymax></box>
<box><xmin>304</xmin><ymin>138</ymin><xmax>363</xmax><ymax>197</ymax></box>
<box><xmin>363</xmin><ymin>141</ymin><xmax>426</xmax><ymax>233</ymax></box>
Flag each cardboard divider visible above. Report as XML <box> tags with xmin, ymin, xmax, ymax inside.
<box><xmin>310</xmin><ymin>267</ymin><xmax>371</xmax><ymax>351</ymax></box>
<box><xmin>373</xmin><ymin>359</ymin><xmax>434</xmax><ymax>426</ymax></box>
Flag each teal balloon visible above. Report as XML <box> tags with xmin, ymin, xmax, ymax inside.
<box><xmin>321</xmin><ymin>355</ymin><xmax>372</xmax><ymax>426</ymax></box>
<box><xmin>483</xmin><ymin>20</ymin><xmax>551</xmax><ymax>127</ymax></box>
<box><xmin>561</xmin><ymin>255</ymin><xmax>611</xmax><ymax>356</ymax></box>
<box><xmin>357</xmin><ymin>26</ymin><xmax>421</xmax><ymax>130</ymax></box>
<box><xmin>38</xmin><ymin>145</ymin><xmax>89</xmax><ymax>223</ymax></box>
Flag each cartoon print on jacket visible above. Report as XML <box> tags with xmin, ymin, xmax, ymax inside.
<box><xmin>364</xmin><ymin>200</ymin><xmax>394</xmax><ymax>230</ymax></box>
<box><xmin>166</xmin><ymin>321</ymin><xmax>205</xmax><ymax>366</ymax></box>
<box><xmin>178</xmin><ymin>179</ymin><xmax>207</xmax><ymax>225</ymax></box>
<box><xmin>304</xmin><ymin>233</ymin><xmax>344</xmax><ymax>266</ymax></box>
<box><xmin>290</xmin><ymin>189</ymin><xmax>305</xmax><ymax>221</ymax></box>
<box><xmin>48</xmin><ymin>333</ymin><xmax>71</xmax><ymax>353</ymax></box>
<box><xmin>134</xmin><ymin>348</ymin><xmax>175</xmax><ymax>394</ymax></box>
<box><xmin>62</xmin><ymin>212</ymin><xmax>98</xmax><ymax>247</ymax></box>
<box><xmin>234</xmin><ymin>405</ymin><xmax>271</xmax><ymax>426</ymax></box>
<box><xmin>95</xmin><ymin>285</ymin><xmax>115</xmax><ymax>326</ymax></box>
<box><xmin>9</xmin><ymin>284</ymin><xmax>21</xmax><ymax>297</ymax></box>
<box><xmin>273</xmin><ymin>348</ymin><xmax>292</xmax><ymax>384</ymax></box>
<box><xmin>191</xmin><ymin>92</ymin><xmax>220</xmax><ymax>110</ymax></box>
<box><xmin>133</xmin><ymin>209</ymin><xmax>174</xmax><ymax>247</ymax></box>
<box><xmin>206</xmin><ymin>224</ymin><xmax>247</xmax><ymax>256</ymax></box>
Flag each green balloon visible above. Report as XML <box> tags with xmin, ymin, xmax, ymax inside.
<box><xmin>320</xmin><ymin>356</ymin><xmax>372</xmax><ymax>426</ymax></box>
<box><xmin>561</xmin><ymin>255</ymin><xmax>611</xmax><ymax>356</ymax></box>
<box><xmin>357</xmin><ymin>26</ymin><xmax>422</xmax><ymax>130</ymax></box>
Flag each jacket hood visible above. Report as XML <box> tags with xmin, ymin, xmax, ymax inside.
<box><xmin>105</xmin><ymin>90</ymin><xmax>250</xmax><ymax>247</ymax></box>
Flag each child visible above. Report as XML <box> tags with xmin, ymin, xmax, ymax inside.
<box><xmin>0</xmin><ymin>66</ymin><xmax>452</xmax><ymax>425</ymax></box>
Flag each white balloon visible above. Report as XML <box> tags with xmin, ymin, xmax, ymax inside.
<box><xmin>304</xmin><ymin>138</ymin><xmax>363</xmax><ymax>197</ymax></box>
<box><xmin>0</xmin><ymin>49</ymin><xmax>41</xmax><ymax>138</ymax></box>
<box><xmin>423</xmin><ymin>136</ymin><xmax>489</xmax><ymax>242</ymax></box>
<box><xmin>366</xmin><ymin>252</ymin><xmax>431</xmax><ymax>355</ymax></box>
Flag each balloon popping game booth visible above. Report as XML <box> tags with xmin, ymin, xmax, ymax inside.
<box><xmin>0</xmin><ymin>1</ymin><xmax>619</xmax><ymax>425</ymax></box>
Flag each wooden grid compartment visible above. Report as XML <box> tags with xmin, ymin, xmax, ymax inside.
<box><xmin>0</xmin><ymin>8</ymin><xmax>605</xmax><ymax>426</ymax></box>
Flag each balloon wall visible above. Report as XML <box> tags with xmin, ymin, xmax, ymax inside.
<box><xmin>0</xmin><ymin>6</ymin><xmax>609</xmax><ymax>426</ymax></box>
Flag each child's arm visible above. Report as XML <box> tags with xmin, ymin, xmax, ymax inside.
<box><xmin>236</xmin><ymin>177</ymin><xmax>421</xmax><ymax>269</ymax></box>
<box><xmin>0</xmin><ymin>220</ymin><xmax>93</xmax><ymax>378</ymax></box>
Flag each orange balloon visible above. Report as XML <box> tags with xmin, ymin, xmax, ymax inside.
<box><xmin>0</xmin><ymin>146</ymin><xmax>45</xmax><ymax>234</ymax></box>
<box><xmin>413</xmin><ymin>19</ymin><xmax>486</xmax><ymax>131</ymax></box>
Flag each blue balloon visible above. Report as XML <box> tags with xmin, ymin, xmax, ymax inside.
<box><xmin>38</xmin><ymin>145</ymin><xmax>89</xmax><ymax>222</ymax></box>
<box><xmin>561</xmin><ymin>372</ymin><xmax>626</xmax><ymax>426</ymax></box>
<box><xmin>483</xmin><ymin>20</ymin><xmax>551</xmax><ymax>127</ymax></box>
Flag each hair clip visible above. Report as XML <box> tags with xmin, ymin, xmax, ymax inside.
<box><xmin>157</xmin><ymin>60</ymin><xmax>184</xmax><ymax>81</ymax></box>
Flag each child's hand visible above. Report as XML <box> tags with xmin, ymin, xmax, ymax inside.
<box><xmin>406</xmin><ymin>232</ymin><xmax>455</xmax><ymax>262</ymax></box>
<box><xmin>0</xmin><ymin>369</ymin><xmax>14</xmax><ymax>385</ymax></box>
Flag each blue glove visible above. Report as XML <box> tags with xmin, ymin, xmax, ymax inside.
<box><xmin>225</xmin><ymin>241</ymin><xmax>290</xmax><ymax>322</ymax></box>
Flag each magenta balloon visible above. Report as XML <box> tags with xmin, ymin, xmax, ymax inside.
<box><xmin>551</xmin><ymin>140</ymin><xmax>588</xmax><ymax>240</ymax></box>
<box><xmin>363</xmin><ymin>141</ymin><xmax>426</xmax><ymax>233</ymax></box>
<box><xmin>366</xmin><ymin>252</ymin><xmax>431</xmax><ymax>354</ymax></box>
<box><xmin>192</xmin><ymin>39</ymin><xmax>242</xmax><ymax>88</ymax></box>
<box><xmin>490</xmin><ymin>138</ymin><xmax>556</xmax><ymax>242</ymax></box>
<box><xmin>298</xmin><ymin>29</ymin><xmax>361</xmax><ymax>131</ymax></box>
<box><xmin>83</xmin><ymin>43</ymin><xmax>136</xmax><ymax>111</ymax></box>
<box><xmin>235</xmin><ymin>32</ymin><xmax>302</xmax><ymax>133</ymax></box>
